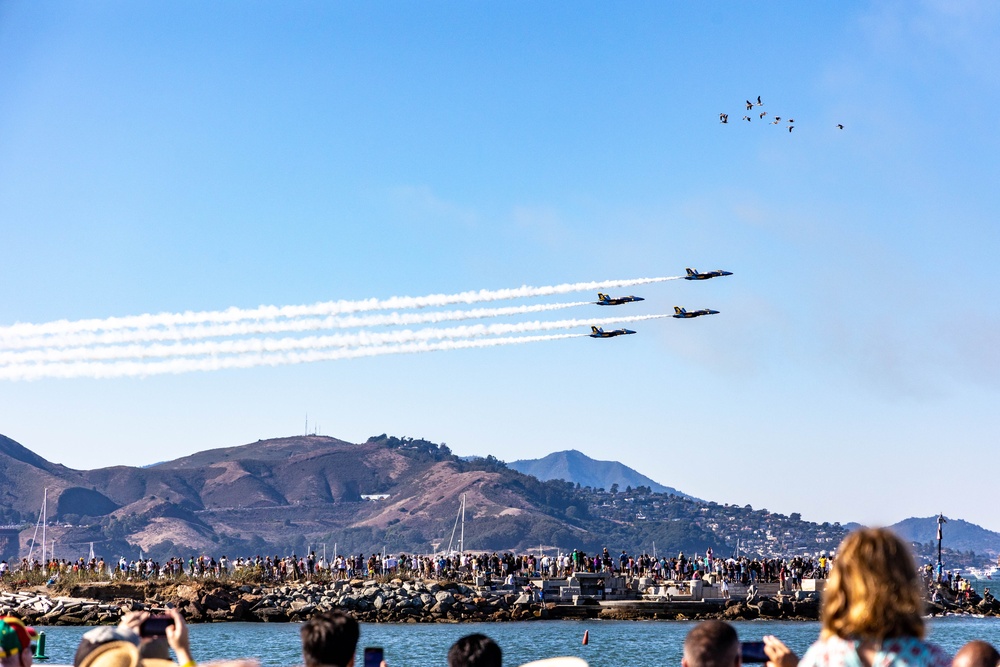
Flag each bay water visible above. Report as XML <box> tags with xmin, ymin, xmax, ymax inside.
<box><xmin>33</xmin><ymin>617</ymin><xmax>1000</xmax><ymax>667</ymax></box>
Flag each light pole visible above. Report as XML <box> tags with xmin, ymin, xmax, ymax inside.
<box><xmin>936</xmin><ymin>513</ymin><xmax>946</xmax><ymax>582</ymax></box>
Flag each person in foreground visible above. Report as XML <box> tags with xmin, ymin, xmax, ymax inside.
<box><xmin>302</xmin><ymin>610</ymin><xmax>370</xmax><ymax>667</ymax></box>
<box><xmin>683</xmin><ymin>621</ymin><xmax>740</xmax><ymax>667</ymax></box>
<box><xmin>449</xmin><ymin>634</ymin><xmax>502</xmax><ymax>667</ymax></box>
<box><xmin>75</xmin><ymin>608</ymin><xmax>194</xmax><ymax>667</ymax></box>
<box><xmin>73</xmin><ymin>609</ymin><xmax>255</xmax><ymax>667</ymax></box>
<box><xmin>952</xmin><ymin>641</ymin><xmax>1000</xmax><ymax>667</ymax></box>
<box><xmin>764</xmin><ymin>527</ymin><xmax>950</xmax><ymax>667</ymax></box>
<box><xmin>0</xmin><ymin>617</ymin><xmax>38</xmax><ymax>667</ymax></box>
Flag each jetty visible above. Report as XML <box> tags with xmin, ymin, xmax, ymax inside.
<box><xmin>0</xmin><ymin>574</ymin><xmax>992</xmax><ymax>625</ymax></box>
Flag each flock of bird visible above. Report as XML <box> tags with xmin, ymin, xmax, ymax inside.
<box><xmin>719</xmin><ymin>96</ymin><xmax>844</xmax><ymax>133</ymax></box>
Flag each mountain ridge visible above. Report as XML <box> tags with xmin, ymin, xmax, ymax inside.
<box><xmin>890</xmin><ymin>516</ymin><xmax>1000</xmax><ymax>558</ymax></box>
<box><xmin>508</xmin><ymin>449</ymin><xmax>695</xmax><ymax>499</ymax></box>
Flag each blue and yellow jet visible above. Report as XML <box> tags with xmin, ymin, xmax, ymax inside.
<box><xmin>594</xmin><ymin>292</ymin><xmax>645</xmax><ymax>306</ymax></box>
<box><xmin>589</xmin><ymin>326</ymin><xmax>637</xmax><ymax>338</ymax></box>
<box><xmin>672</xmin><ymin>306</ymin><xmax>720</xmax><ymax>319</ymax></box>
<box><xmin>684</xmin><ymin>267</ymin><xmax>733</xmax><ymax>280</ymax></box>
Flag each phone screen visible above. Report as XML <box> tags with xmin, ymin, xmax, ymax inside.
<box><xmin>139</xmin><ymin>616</ymin><xmax>175</xmax><ymax>637</ymax></box>
<box><xmin>740</xmin><ymin>642</ymin><xmax>768</xmax><ymax>663</ymax></box>
<box><xmin>364</xmin><ymin>647</ymin><xmax>384</xmax><ymax>667</ymax></box>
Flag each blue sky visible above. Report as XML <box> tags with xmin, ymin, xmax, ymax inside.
<box><xmin>2</xmin><ymin>2</ymin><xmax>998</xmax><ymax>533</ymax></box>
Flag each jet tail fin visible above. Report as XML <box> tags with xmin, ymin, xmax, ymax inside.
<box><xmin>686</xmin><ymin>268</ymin><xmax>697</xmax><ymax>276</ymax></box>
<box><xmin>674</xmin><ymin>306</ymin><xmax>685</xmax><ymax>314</ymax></box>
<box><xmin>597</xmin><ymin>293</ymin><xmax>607</xmax><ymax>302</ymax></box>
<box><xmin>591</xmin><ymin>326</ymin><xmax>601</xmax><ymax>334</ymax></box>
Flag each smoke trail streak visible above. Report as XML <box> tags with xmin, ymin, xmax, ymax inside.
<box><xmin>1</xmin><ymin>301</ymin><xmax>592</xmax><ymax>351</ymax></box>
<box><xmin>1</xmin><ymin>314</ymin><xmax>670</xmax><ymax>366</ymax></box>
<box><xmin>0</xmin><ymin>276</ymin><xmax>682</xmax><ymax>340</ymax></box>
<box><xmin>0</xmin><ymin>333</ymin><xmax>588</xmax><ymax>381</ymax></box>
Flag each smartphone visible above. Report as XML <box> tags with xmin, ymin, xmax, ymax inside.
<box><xmin>740</xmin><ymin>641</ymin><xmax>768</xmax><ymax>663</ymax></box>
<box><xmin>139</xmin><ymin>615</ymin><xmax>175</xmax><ymax>637</ymax></box>
<box><xmin>364</xmin><ymin>647</ymin><xmax>384</xmax><ymax>667</ymax></box>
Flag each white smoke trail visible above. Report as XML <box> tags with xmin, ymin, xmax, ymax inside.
<box><xmin>1</xmin><ymin>301</ymin><xmax>592</xmax><ymax>351</ymax></box>
<box><xmin>0</xmin><ymin>333</ymin><xmax>589</xmax><ymax>381</ymax></box>
<box><xmin>0</xmin><ymin>276</ymin><xmax>682</xmax><ymax>341</ymax></box>
<box><xmin>0</xmin><ymin>314</ymin><xmax>669</xmax><ymax>366</ymax></box>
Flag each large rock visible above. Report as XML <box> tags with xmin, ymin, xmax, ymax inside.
<box><xmin>254</xmin><ymin>607</ymin><xmax>289</xmax><ymax>622</ymax></box>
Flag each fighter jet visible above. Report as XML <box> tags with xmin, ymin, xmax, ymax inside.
<box><xmin>594</xmin><ymin>292</ymin><xmax>645</xmax><ymax>306</ymax></box>
<box><xmin>684</xmin><ymin>267</ymin><xmax>733</xmax><ymax>280</ymax></box>
<box><xmin>589</xmin><ymin>326</ymin><xmax>637</xmax><ymax>338</ymax></box>
<box><xmin>672</xmin><ymin>307</ymin><xmax>719</xmax><ymax>319</ymax></box>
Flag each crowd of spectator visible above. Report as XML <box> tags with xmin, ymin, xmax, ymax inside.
<box><xmin>0</xmin><ymin>527</ymin><xmax>997</xmax><ymax>667</ymax></box>
<box><xmin>4</xmin><ymin>547</ymin><xmax>835</xmax><ymax>589</ymax></box>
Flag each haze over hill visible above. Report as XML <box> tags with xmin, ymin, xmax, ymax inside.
<box><xmin>508</xmin><ymin>450</ymin><xmax>695</xmax><ymax>499</ymax></box>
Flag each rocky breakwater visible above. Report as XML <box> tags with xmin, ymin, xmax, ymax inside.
<box><xmin>0</xmin><ymin>579</ymin><xmax>547</xmax><ymax>625</ymax></box>
<box><xmin>0</xmin><ymin>590</ymin><xmax>123</xmax><ymax>625</ymax></box>
<box><xmin>234</xmin><ymin>579</ymin><xmax>545</xmax><ymax>623</ymax></box>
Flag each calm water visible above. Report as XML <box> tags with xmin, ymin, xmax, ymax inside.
<box><xmin>32</xmin><ymin>617</ymin><xmax>1000</xmax><ymax>667</ymax></box>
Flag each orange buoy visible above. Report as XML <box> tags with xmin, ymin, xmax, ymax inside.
<box><xmin>582</xmin><ymin>630</ymin><xmax>589</xmax><ymax>646</ymax></box>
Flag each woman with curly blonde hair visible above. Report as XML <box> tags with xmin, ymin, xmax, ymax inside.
<box><xmin>764</xmin><ymin>527</ymin><xmax>950</xmax><ymax>667</ymax></box>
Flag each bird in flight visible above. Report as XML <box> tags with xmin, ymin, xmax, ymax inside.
<box><xmin>745</xmin><ymin>100</ymin><xmax>754</xmax><ymax>110</ymax></box>
<box><xmin>720</xmin><ymin>113</ymin><xmax>729</xmax><ymax>123</ymax></box>
<box><xmin>788</xmin><ymin>125</ymin><xmax>794</xmax><ymax>133</ymax></box>
<box><xmin>756</xmin><ymin>95</ymin><xmax>763</xmax><ymax>106</ymax></box>
<box><xmin>836</xmin><ymin>124</ymin><xmax>844</xmax><ymax>130</ymax></box>
<box><xmin>742</xmin><ymin>115</ymin><xmax>751</xmax><ymax>122</ymax></box>
<box><xmin>759</xmin><ymin>111</ymin><xmax>767</xmax><ymax>119</ymax></box>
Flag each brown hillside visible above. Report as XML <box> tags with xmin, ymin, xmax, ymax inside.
<box><xmin>0</xmin><ymin>433</ymin><xmax>588</xmax><ymax>557</ymax></box>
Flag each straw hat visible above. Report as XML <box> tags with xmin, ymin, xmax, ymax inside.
<box><xmin>78</xmin><ymin>641</ymin><xmax>140</xmax><ymax>667</ymax></box>
<box><xmin>519</xmin><ymin>658</ymin><xmax>588</xmax><ymax>667</ymax></box>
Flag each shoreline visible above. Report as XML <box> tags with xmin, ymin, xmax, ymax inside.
<box><xmin>0</xmin><ymin>579</ymin><xmax>993</xmax><ymax>626</ymax></box>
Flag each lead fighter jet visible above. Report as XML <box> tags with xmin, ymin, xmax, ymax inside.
<box><xmin>589</xmin><ymin>326</ymin><xmax>637</xmax><ymax>338</ymax></box>
<box><xmin>684</xmin><ymin>267</ymin><xmax>733</xmax><ymax>280</ymax></box>
<box><xmin>672</xmin><ymin>306</ymin><xmax>719</xmax><ymax>319</ymax></box>
<box><xmin>594</xmin><ymin>292</ymin><xmax>645</xmax><ymax>306</ymax></box>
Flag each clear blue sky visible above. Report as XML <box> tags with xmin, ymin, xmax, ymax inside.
<box><xmin>2</xmin><ymin>2</ymin><xmax>998</xmax><ymax>531</ymax></box>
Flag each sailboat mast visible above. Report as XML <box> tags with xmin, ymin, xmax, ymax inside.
<box><xmin>460</xmin><ymin>494</ymin><xmax>466</xmax><ymax>554</ymax></box>
<box><xmin>41</xmin><ymin>489</ymin><xmax>47</xmax><ymax>565</ymax></box>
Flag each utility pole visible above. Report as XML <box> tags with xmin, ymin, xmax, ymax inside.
<box><xmin>936</xmin><ymin>513</ymin><xmax>946</xmax><ymax>582</ymax></box>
